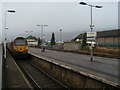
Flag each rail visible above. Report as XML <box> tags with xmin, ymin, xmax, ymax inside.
<box><xmin>15</xmin><ymin>59</ymin><xmax>68</xmax><ymax>89</ymax></box>
<box><xmin>29</xmin><ymin>52</ymin><xmax>119</xmax><ymax>89</ymax></box>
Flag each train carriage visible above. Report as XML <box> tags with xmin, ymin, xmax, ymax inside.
<box><xmin>8</xmin><ymin>37</ymin><xmax>28</xmax><ymax>58</ymax></box>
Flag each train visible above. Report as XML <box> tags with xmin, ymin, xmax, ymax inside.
<box><xmin>7</xmin><ymin>37</ymin><xmax>28</xmax><ymax>58</ymax></box>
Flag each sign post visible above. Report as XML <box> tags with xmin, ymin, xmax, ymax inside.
<box><xmin>87</xmin><ymin>32</ymin><xmax>96</xmax><ymax>41</ymax></box>
<box><xmin>87</xmin><ymin>32</ymin><xmax>96</xmax><ymax>61</ymax></box>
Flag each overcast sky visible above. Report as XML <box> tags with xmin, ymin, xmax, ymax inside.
<box><xmin>0</xmin><ymin>0</ymin><xmax>119</xmax><ymax>42</ymax></box>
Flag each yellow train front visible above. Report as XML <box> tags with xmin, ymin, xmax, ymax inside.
<box><xmin>11</xmin><ymin>37</ymin><xmax>28</xmax><ymax>58</ymax></box>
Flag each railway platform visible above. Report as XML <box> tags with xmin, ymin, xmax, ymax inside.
<box><xmin>0</xmin><ymin>44</ymin><xmax>3</xmax><ymax>89</ymax></box>
<box><xmin>29</xmin><ymin>47</ymin><xmax>119</xmax><ymax>87</ymax></box>
<box><xmin>3</xmin><ymin>49</ymin><xmax>31</xmax><ymax>88</ymax></box>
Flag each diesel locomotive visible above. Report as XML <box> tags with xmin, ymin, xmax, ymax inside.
<box><xmin>7</xmin><ymin>37</ymin><xmax>28</xmax><ymax>58</ymax></box>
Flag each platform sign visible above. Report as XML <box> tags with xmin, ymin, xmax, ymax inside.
<box><xmin>87</xmin><ymin>32</ymin><xmax>96</xmax><ymax>41</ymax></box>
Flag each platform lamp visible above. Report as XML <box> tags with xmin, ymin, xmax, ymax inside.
<box><xmin>25</xmin><ymin>31</ymin><xmax>33</xmax><ymax>38</ymax></box>
<box><xmin>79</xmin><ymin>2</ymin><xmax>102</xmax><ymax>61</ymax></box>
<box><xmin>60</xmin><ymin>29</ymin><xmax>62</xmax><ymax>43</ymax></box>
<box><xmin>4</xmin><ymin>9</ymin><xmax>15</xmax><ymax>59</ymax></box>
<box><xmin>36</xmin><ymin>25</ymin><xmax>48</xmax><ymax>51</ymax></box>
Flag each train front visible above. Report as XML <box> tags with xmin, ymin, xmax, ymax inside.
<box><xmin>12</xmin><ymin>37</ymin><xmax>28</xmax><ymax>58</ymax></box>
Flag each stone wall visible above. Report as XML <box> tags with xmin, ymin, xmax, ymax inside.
<box><xmin>64</xmin><ymin>42</ymin><xmax>81</xmax><ymax>51</ymax></box>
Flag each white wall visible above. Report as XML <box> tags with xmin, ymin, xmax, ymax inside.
<box><xmin>0</xmin><ymin>2</ymin><xmax>2</xmax><ymax>42</ymax></box>
<box><xmin>0</xmin><ymin>2</ymin><xmax>2</xmax><ymax>89</ymax></box>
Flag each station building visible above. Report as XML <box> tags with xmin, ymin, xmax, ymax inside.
<box><xmin>74</xmin><ymin>29</ymin><xmax>120</xmax><ymax>49</ymax></box>
<box><xmin>27</xmin><ymin>39</ymin><xmax>38</xmax><ymax>47</ymax></box>
<box><xmin>96</xmin><ymin>29</ymin><xmax>120</xmax><ymax>49</ymax></box>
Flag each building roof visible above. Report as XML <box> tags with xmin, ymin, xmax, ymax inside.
<box><xmin>97</xmin><ymin>29</ymin><xmax>120</xmax><ymax>37</ymax></box>
<box><xmin>74</xmin><ymin>33</ymin><xmax>83</xmax><ymax>40</ymax></box>
<box><xmin>74</xmin><ymin>29</ymin><xmax>120</xmax><ymax>40</ymax></box>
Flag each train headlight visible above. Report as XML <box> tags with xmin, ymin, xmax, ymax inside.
<box><xmin>25</xmin><ymin>46</ymin><xmax>28</xmax><ymax>49</ymax></box>
<box><xmin>14</xmin><ymin>46</ymin><xmax>17</xmax><ymax>49</ymax></box>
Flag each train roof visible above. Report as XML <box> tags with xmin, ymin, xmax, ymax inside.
<box><xmin>15</xmin><ymin>37</ymin><xmax>26</xmax><ymax>39</ymax></box>
<box><xmin>11</xmin><ymin>37</ymin><xmax>26</xmax><ymax>43</ymax></box>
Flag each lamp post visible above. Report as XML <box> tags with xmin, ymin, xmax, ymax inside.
<box><xmin>79</xmin><ymin>2</ymin><xmax>102</xmax><ymax>61</ymax></box>
<box><xmin>60</xmin><ymin>29</ymin><xmax>62</xmax><ymax>43</ymax></box>
<box><xmin>25</xmin><ymin>31</ymin><xmax>33</xmax><ymax>37</ymax></box>
<box><xmin>4</xmin><ymin>9</ymin><xmax>15</xmax><ymax>59</ymax></box>
<box><xmin>36</xmin><ymin>24</ymin><xmax>48</xmax><ymax>51</ymax></box>
<box><xmin>30</xmin><ymin>31</ymin><xmax>33</xmax><ymax>36</ymax></box>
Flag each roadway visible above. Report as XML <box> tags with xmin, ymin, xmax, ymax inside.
<box><xmin>29</xmin><ymin>47</ymin><xmax>119</xmax><ymax>86</ymax></box>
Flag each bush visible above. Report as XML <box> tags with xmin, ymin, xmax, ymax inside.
<box><xmin>80</xmin><ymin>46</ymin><xmax>119</xmax><ymax>55</ymax></box>
<box><xmin>81</xmin><ymin>45</ymin><xmax>89</xmax><ymax>51</ymax></box>
<box><xmin>93</xmin><ymin>47</ymin><xmax>120</xmax><ymax>55</ymax></box>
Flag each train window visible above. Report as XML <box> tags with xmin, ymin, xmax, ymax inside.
<box><xmin>15</xmin><ymin>40</ymin><xmax>26</xmax><ymax>45</ymax></box>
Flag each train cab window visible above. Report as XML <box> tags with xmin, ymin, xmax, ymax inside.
<box><xmin>15</xmin><ymin>40</ymin><xmax>26</xmax><ymax>45</ymax></box>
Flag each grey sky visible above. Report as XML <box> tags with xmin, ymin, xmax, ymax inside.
<box><xmin>1</xmin><ymin>1</ymin><xmax>119</xmax><ymax>42</ymax></box>
<box><xmin>0</xmin><ymin>3</ymin><xmax>2</xmax><ymax>42</ymax></box>
<box><xmin>118</xmin><ymin>1</ymin><xmax>120</xmax><ymax>28</ymax></box>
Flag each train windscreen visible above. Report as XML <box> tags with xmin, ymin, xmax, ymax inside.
<box><xmin>15</xmin><ymin>39</ymin><xmax>26</xmax><ymax>45</ymax></box>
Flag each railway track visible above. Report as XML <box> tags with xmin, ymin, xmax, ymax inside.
<box><xmin>15</xmin><ymin>59</ymin><xmax>68</xmax><ymax>89</ymax></box>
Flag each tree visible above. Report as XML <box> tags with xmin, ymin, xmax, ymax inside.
<box><xmin>51</xmin><ymin>32</ymin><xmax>55</xmax><ymax>46</ymax></box>
<box><xmin>37</xmin><ymin>38</ymin><xmax>42</xmax><ymax>47</ymax></box>
<box><xmin>82</xmin><ymin>32</ymin><xmax>87</xmax><ymax>47</ymax></box>
<box><xmin>26</xmin><ymin>35</ymin><xmax>37</xmax><ymax>40</ymax></box>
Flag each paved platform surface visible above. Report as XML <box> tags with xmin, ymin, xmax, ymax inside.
<box><xmin>0</xmin><ymin>45</ymin><xmax>3</xmax><ymax>89</ymax></box>
<box><xmin>4</xmin><ymin>50</ymin><xmax>31</xmax><ymax>88</ymax></box>
<box><xmin>29</xmin><ymin>48</ymin><xmax>119</xmax><ymax>87</ymax></box>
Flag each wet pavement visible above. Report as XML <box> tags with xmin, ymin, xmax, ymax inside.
<box><xmin>29</xmin><ymin>47</ymin><xmax>119</xmax><ymax>86</ymax></box>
